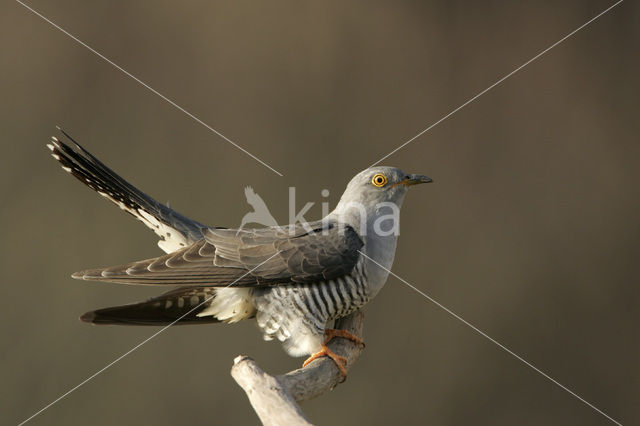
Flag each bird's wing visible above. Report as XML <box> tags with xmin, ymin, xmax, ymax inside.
<box><xmin>73</xmin><ymin>220</ymin><xmax>364</xmax><ymax>287</ymax></box>
<box><xmin>48</xmin><ymin>128</ymin><xmax>210</xmax><ymax>253</ymax></box>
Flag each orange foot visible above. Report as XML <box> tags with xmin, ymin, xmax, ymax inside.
<box><xmin>303</xmin><ymin>345</ymin><xmax>348</xmax><ymax>377</ymax></box>
<box><xmin>324</xmin><ymin>328</ymin><xmax>365</xmax><ymax>347</ymax></box>
<box><xmin>301</xmin><ymin>329</ymin><xmax>365</xmax><ymax>379</ymax></box>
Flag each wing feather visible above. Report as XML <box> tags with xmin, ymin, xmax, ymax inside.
<box><xmin>72</xmin><ymin>220</ymin><xmax>364</xmax><ymax>287</ymax></box>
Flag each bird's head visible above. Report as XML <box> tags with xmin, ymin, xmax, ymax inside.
<box><xmin>331</xmin><ymin>166</ymin><xmax>432</xmax><ymax>229</ymax></box>
<box><xmin>337</xmin><ymin>166</ymin><xmax>432</xmax><ymax>206</ymax></box>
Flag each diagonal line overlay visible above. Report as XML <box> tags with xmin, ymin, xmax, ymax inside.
<box><xmin>18</xmin><ymin>251</ymin><xmax>282</xmax><ymax>426</ymax></box>
<box><xmin>16</xmin><ymin>0</ymin><xmax>284</xmax><ymax>177</ymax></box>
<box><xmin>369</xmin><ymin>0</ymin><xmax>623</xmax><ymax>167</ymax></box>
<box><xmin>358</xmin><ymin>250</ymin><xmax>623</xmax><ymax>426</ymax></box>
<box><xmin>14</xmin><ymin>0</ymin><xmax>625</xmax><ymax>425</ymax></box>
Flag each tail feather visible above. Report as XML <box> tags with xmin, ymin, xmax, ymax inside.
<box><xmin>81</xmin><ymin>287</ymin><xmax>221</xmax><ymax>326</ymax></box>
<box><xmin>47</xmin><ymin>128</ymin><xmax>209</xmax><ymax>253</ymax></box>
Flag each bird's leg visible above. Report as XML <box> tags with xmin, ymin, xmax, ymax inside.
<box><xmin>302</xmin><ymin>345</ymin><xmax>348</xmax><ymax>378</ymax></box>
<box><xmin>324</xmin><ymin>328</ymin><xmax>365</xmax><ymax>347</ymax></box>
<box><xmin>301</xmin><ymin>329</ymin><xmax>364</xmax><ymax>379</ymax></box>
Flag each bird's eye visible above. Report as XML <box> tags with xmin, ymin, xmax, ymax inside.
<box><xmin>371</xmin><ymin>173</ymin><xmax>388</xmax><ymax>187</ymax></box>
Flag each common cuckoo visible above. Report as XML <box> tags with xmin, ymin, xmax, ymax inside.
<box><xmin>48</xmin><ymin>129</ymin><xmax>432</xmax><ymax>375</ymax></box>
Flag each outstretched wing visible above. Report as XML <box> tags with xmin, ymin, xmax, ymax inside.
<box><xmin>48</xmin><ymin>128</ymin><xmax>210</xmax><ymax>253</ymax></box>
<box><xmin>73</xmin><ymin>221</ymin><xmax>364</xmax><ymax>287</ymax></box>
<box><xmin>244</xmin><ymin>186</ymin><xmax>256</xmax><ymax>200</ymax></box>
<box><xmin>244</xmin><ymin>186</ymin><xmax>270</xmax><ymax>212</ymax></box>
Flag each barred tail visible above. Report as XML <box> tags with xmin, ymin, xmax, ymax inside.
<box><xmin>47</xmin><ymin>127</ymin><xmax>208</xmax><ymax>253</ymax></box>
<box><xmin>80</xmin><ymin>287</ymin><xmax>221</xmax><ymax>326</ymax></box>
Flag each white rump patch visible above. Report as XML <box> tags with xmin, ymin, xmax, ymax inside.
<box><xmin>197</xmin><ymin>288</ymin><xmax>255</xmax><ymax>323</ymax></box>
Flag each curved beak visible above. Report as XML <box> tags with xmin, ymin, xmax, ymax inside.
<box><xmin>402</xmin><ymin>174</ymin><xmax>433</xmax><ymax>186</ymax></box>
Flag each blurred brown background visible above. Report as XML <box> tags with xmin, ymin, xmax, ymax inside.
<box><xmin>1</xmin><ymin>1</ymin><xmax>638</xmax><ymax>425</ymax></box>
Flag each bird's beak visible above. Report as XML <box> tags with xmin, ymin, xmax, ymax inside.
<box><xmin>402</xmin><ymin>174</ymin><xmax>433</xmax><ymax>186</ymax></box>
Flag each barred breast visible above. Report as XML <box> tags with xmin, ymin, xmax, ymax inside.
<box><xmin>251</xmin><ymin>259</ymin><xmax>370</xmax><ymax>357</ymax></box>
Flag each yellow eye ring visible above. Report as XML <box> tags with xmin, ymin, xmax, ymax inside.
<box><xmin>371</xmin><ymin>173</ymin><xmax>388</xmax><ymax>187</ymax></box>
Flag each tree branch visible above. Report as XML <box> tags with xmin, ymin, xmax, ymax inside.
<box><xmin>231</xmin><ymin>311</ymin><xmax>365</xmax><ymax>425</ymax></box>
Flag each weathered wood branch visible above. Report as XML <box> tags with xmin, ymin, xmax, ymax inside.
<box><xmin>231</xmin><ymin>311</ymin><xmax>365</xmax><ymax>425</ymax></box>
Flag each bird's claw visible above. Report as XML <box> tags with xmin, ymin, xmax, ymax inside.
<box><xmin>303</xmin><ymin>345</ymin><xmax>349</xmax><ymax>379</ymax></box>
<box><xmin>324</xmin><ymin>328</ymin><xmax>365</xmax><ymax>348</ymax></box>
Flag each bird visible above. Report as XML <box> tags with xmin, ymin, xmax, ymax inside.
<box><xmin>47</xmin><ymin>128</ymin><xmax>432</xmax><ymax>377</ymax></box>
<box><xmin>237</xmin><ymin>186</ymin><xmax>280</xmax><ymax>232</ymax></box>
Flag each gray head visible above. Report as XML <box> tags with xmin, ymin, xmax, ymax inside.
<box><xmin>335</xmin><ymin>166</ymin><xmax>432</xmax><ymax>208</ymax></box>
<box><xmin>330</xmin><ymin>166</ymin><xmax>432</xmax><ymax>230</ymax></box>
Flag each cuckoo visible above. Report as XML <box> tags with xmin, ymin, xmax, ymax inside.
<box><xmin>48</xmin><ymin>129</ymin><xmax>432</xmax><ymax>376</ymax></box>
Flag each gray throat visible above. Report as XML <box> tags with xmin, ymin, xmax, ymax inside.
<box><xmin>326</xmin><ymin>203</ymin><xmax>401</xmax><ymax>298</ymax></box>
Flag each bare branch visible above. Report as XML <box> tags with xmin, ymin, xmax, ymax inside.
<box><xmin>231</xmin><ymin>311</ymin><xmax>365</xmax><ymax>424</ymax></box>
<box><xmin>231</xmin><ymin>356</ymin><xmax>313</xmax><ymax>426</ymax></box>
